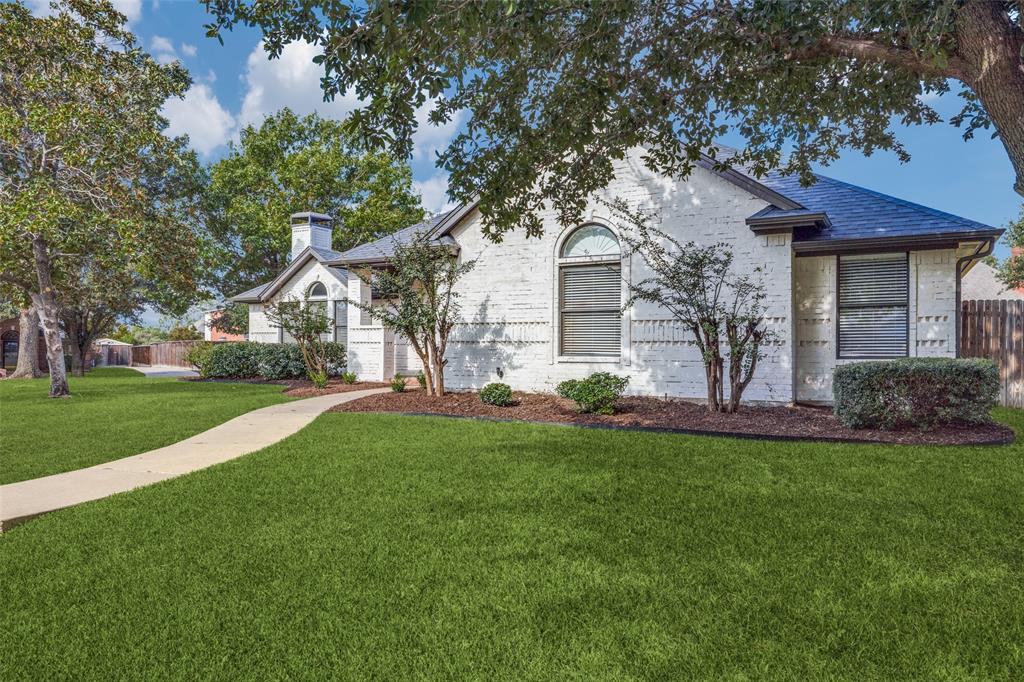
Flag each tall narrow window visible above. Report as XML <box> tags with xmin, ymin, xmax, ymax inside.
<box><xmin>306</xmin><ymin>281</ymin><xmax>331</xmax><ymax>342</ymax></box>
<box><xmin>559</xmin><ymin>225</ymin><xmax>622</xmax><ymax>357</ymax></box>
<box><xmin>837</xmin><ymin>253</ymin><xmax>909</xmax><ymax>359</ymax></box>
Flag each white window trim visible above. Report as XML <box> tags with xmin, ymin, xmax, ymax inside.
<box><xmin>550</xmin><ymin>220</ymin><xmax>631</xmax><ymax>365</ymax></box>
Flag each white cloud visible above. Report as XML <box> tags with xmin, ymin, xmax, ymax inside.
<box><xmin>162</xmin><ymin>83</ymin><xmax>235</xmax><ymax>157</ymax></box>
<box><xmin>414</xmin><ymin>173</ymin><xmax>456</xmax><ymax>215</ymax></box>
<box><xmin>180</xmin><ymin>42</ymin><xmax>198</xmax><ymax>58</ymax></box>
<box><xmin>238</xmin><ymin>40</ymin><xmax>363</xmax><ymax>129</ymax></box>
<box><xmin>151</xmin><ymin>35</ymin><xmax>177</xmax><ymax>64</ymax></box>
<box><xmin>411</xmin><ymin>100</ymin><xmax>466</xmax><ymax>161</ymax></box>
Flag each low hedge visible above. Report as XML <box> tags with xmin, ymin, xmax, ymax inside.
<box><xmin>833</xmin><ymin>358</ymin><xmax>999</xmax><ymax>430</ymax></box>
<box><xmin>187</xmin><ymin>342</ymin><xmax>347</xmax><ymax>380</ymax></box>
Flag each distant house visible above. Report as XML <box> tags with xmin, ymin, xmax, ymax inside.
<box><xmin>202</xmin><ymin>309</ymin><xmax>246</xmax><ymax>342</ymax></box>
<box><xmin>961</xmin><ymin>261</ymin><xmax>1024</xmax><ymax>301</ymax></box>
<box><xmin>233</xmin><ymin>145</ymin><xmax>1002</xmax><ymax>404</ymax></box>
<box><xmin>93</xmin><ymin>338</ymin><xmax>132</xmax><ymax>347</ymax></box>
<box><xmin>0</xmin><ymin>316</ymin><xmax>48</xmax><ymax>373</ymax></box>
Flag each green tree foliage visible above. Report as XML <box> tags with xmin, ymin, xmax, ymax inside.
<box><xmin>205</xmin><ymin>108</ymin><xmax>424</xmax><ymax>297</ymax></box>
<box><xmin>997</xmin><ymin>207</ymin><xmax>1024</xmax><ymax>290</ymax></box>
<box><xmin>612</xmin><ymin>200</ymin><xmax>771</xmax><ymax>413</ymax></box>
<box><xmin>348</xmin><ymin>235</ymin><xmax>475</xmax><ymax>396</ymax></box>
<box><xmin>0</xmin><ymin>0</ymin><xmax>211</xmax><ymax>396</ymax></box>
<box><xmin>264</xmin><ymin>296</ymin><xmax>335</xmax><ymax>388</ymax></box>
<box><xmin>206</xmin><ymin>1</ymin><xmax>1024</xmax><ymax>239</ymax></box>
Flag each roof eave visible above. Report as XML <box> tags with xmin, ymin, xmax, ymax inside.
<box><xmin>792</xmin><ymin>229</ymin><xmax>1003</xmax><ymax>256</ymax></box>
<box><xmin>746</xmin><ymin>211</ymin><xmax>831</xmax><ymax>233</ymax></box>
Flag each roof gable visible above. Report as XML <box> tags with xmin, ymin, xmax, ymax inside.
<box><xmin>231</xmin><ymin>246</ymin><xmax>349</xmax><ymax>303</ymax></box>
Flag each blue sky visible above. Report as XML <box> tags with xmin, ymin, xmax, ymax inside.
<box><xmin>31</xmin><ymin>0</ymin><xmax>1023</xmax><ymax>262</ymax></box>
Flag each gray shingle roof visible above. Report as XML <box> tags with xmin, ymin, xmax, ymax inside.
<box><xmin>231</xmin><ymin>281</ymin><xmax>271</xmax><ymax>303</ymax></box>
<box><xmin>760</xmin><ymin>172</ymin><xmax>997</xmax><ymax>244</ymax></box>
<box><xmin>332</xmin><ymin>211</ymin><xmax>454</xmax><ymax>263</ymax></box>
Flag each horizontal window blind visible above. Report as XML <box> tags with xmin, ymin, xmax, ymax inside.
<box><xmin>838</xmin><ymin>254</ymin><xmax>908</xmax><ymax>359</ymax></box>
<box><xmin>334</xmin><ymin>301</ymin><xmax>347</xmax><ymax>346</ymax></box>
<box><xmin>560</xmin><ymin>263</ymin><xmax>621</xmax><ymax>356</ymax></box>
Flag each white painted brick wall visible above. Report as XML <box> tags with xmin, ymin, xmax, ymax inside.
<box><xmin>444</xmin><ymin>150</ymin><xmax>795</xmax><ymax>403</ymax></box>
<box><xmin>793</xmin><ymin>249</ymin><xmax>959</xmax><ymax>403</ymax></box>
<box><xmin>246</xmin><ymin>260</ymin><xmax>349</xmax><ymax>345</ymax></box>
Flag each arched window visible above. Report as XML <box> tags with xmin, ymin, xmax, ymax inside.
<box><xmin>307</xmin><ymin>281</ymin><xmax>328</xmax><ymax>298</ymax></box>
<box><xmin>558</xmin><ymin>225</ymin><xmax>622</xmax><ymax>357</ymax></box>
<box><xmin>305</xmin><ymin>281</ymin><xmax>331</xmax><ymax>342</ymax></box>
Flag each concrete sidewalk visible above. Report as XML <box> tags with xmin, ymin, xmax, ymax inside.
<box><xmin>132</xmin><ymin>365</ymin><xmax>199</xmax><ymax>378</ymax></box>
<box><xmin>0</xmin><ymin>387</ymin><xmax>388</xmax><ymax>530</ymax></box>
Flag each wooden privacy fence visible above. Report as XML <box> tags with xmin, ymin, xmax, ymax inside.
<box><xmin>94</xmin><ymin>345</ymin><xmax>132</xmax><ymax>367</ymax></box>
<box><xmin>960</xmin><ymin>300</ymin><xmax>1023</xmax><ymax>408</ymax></box>
<box><xmin>130</xmin><ymin>341</ymin><xmax>201</xmax><ymax>368</ymax></box>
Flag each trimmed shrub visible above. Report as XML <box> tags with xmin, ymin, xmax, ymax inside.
<box><xmin>416</xmin><ymin>371</ymin><xmax>427</xmax><ymax>389</ymax></box>
<box><xmin>256</xmin><ymin>344</ymin><xmax>306</xmax><ymax>380</ymax></box>
<box><xmin>197</xmin><ymin>342</ymin><xmax>348</xmax><ymax>381</ymax></box>
<box><xmin>833</xmin><ymin>358</ymin><xmax>999</xmax><ymax>430</ymax></box>
<box><xmin>321</xmin><ymin>342</ymin><xmax>347</xmax><ymax>377</ymax></box>
<box><xmin>340</xmin><ymin>371</ymin><xmax>357</xmax><ymax>385</ymax></box>
<box><xmin>204</xmin><ymin>342</ymin><xmax>264</xmax><ymax>379</ymax></box>
<box><xmin>556</xmin><ymin>372</ymin><xmax>629</xmax><ymax>415</ymax></box>
<box><xmin>480</xmin><ymin>382</ymin><xmax>514</xmax><ymax>407</ymax></box>
<box><xmin>183</xmin><ymin>341</ymin><xmax>215</xmax><ymax>375</ymax></box>
<box><xmin>390</xmin><ymin>375</ymin><xmax>407</xmax><ymax>392</ymax></box>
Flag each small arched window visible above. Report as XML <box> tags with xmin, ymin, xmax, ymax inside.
<box><xmin>307</xmin><ymin>281</ymin><xmax>328</xmax><ymax>298</ymax></box>
<box><xmin>560</xmin><ymin>224</ymin><xmax>620</xmax><ymax>259</ymax></box>
<box><xmin>558</xmin><ymin>224</ymin><xmax>622</xmax><ymax>358</ymax></box>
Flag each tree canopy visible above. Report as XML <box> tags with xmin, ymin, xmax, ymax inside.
<box><xmin>0</xmin><ymin>0</ymin><xmax>213</xmax><ymax>395</ymax></box>
<box><xmin>205</xmin><ymin>108</ymin><xmax>424</xmax><ymax>297</ymax></box>
<box><xmin>206</xmin><ymin>0</ymin><xmax>1024</xmax><ymax>239</ymax></box>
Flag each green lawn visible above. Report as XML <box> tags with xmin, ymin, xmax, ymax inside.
<box><xmin>1</xmin><ymin>409</ymin><xmax>1022</xmax><ymax>680</ymax></box>
<box><xmin>0</xmin><ymin>367</ymin><xmax>291</xmax><ymax>484</ymax></box>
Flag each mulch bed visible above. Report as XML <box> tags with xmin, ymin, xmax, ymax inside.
<box><xmin>181</xmin><ymin>376</ymin><xmax>388</xmax><ymax>398</ymax></box>
<box><xmin>330</xmin><ymin>390</ymin><xmax>1015</xmax><ymax>446</ymax></box>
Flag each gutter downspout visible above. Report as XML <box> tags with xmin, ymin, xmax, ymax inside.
<box><xmin>955</xmin><ymin>238</ymin><xmax>996</xmax><ymax>356</ymax></box>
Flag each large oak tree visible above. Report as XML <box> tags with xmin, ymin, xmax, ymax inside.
<box><xmin>205</xmin><ymin>108</ymin><xmax>425</xmax><ymax>299</ymax></box>
<box><xmin>206</xmin><ymin>0</ymin><xmax>1024</xmax><ymax>238</ymax></box>
<box><xmin>0</xmin><ymin>0</ymin><xmax>211</xmax><ymax>396</ymax></box>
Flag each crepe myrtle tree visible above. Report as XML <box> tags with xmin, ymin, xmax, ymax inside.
<box><xmin>611</xmin><ymin>200</ymin><xmax>772</xmax><ymax>413</ymax></box>
<box><xmin>0</xmin><ymin>0</ymin><xmax>210</xmax><ymax>396</ymax></box>
<box><xmin>265</xmin><ymin>296</ymin><xmax>335</xmax><ymax>388</ymax></box>
<box><xmin>207</xmin><ymin>0</ymin><xmax>1024</xmax><ymax>243</ymax></box>
<box><xmin>348</xmin><ymin>235</ymin><xmax>476</xmax><ymax>396</ymax></box>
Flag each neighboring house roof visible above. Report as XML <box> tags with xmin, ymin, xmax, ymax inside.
<box><xmin>330</xmin><ymin>211</ymin><xmax>455</xmax><ymax>265</ymax></box>
<box><xmin>230</xmin><ymin>245</ymin><xmax>349</xmax><ymax>303</ymax></box>
<box><xmin>961</xmin><ymin>261</ymin><xmax>1024</xmax><ymax>301</ymax></box>
<box><xmin>93</xmin><ymin>338</ymin><xmax>131</xmax><ymax>346</ymax></box>
<box><xmin>760</xmin><ymin>172</ymin><xmax>1001</xmax><ymax>253</ymax></box>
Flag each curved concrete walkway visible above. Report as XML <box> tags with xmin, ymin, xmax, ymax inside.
<box><xmin>0</xmin><ymin>387</ymin><xmax>388</xmax><ymax>530</ymax></box>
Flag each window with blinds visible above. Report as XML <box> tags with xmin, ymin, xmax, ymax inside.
<box><xmin>334</xmin><ymin>301</ymin><xmax>348</xmax><ymax>345</ymax></box>
<box><xmin>837</xmin><ymin>253</ymin><xmax>909</xmax><ymax>359</ymax></box>
<box><xmin>560</xmin><ymin>263</ymin><xmax>621</xmax><ymax>356</ymax></box>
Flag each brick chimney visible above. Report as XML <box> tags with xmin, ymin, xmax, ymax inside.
<box><xmin>290</xmin><ymin>212</ymin><xmax>333</xmax><ymax>260</ymax></box>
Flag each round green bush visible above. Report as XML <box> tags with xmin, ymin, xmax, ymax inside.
<box><xmin>480</xmin><ymin>382</ymin><xmax>514</xmax><ymax>407</ymax></box>
<box><xmin>556</xmin><ymin>372</ymin><xmax>629</xmax><ymax>415</ymax></box>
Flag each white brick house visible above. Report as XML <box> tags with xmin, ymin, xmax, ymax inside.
<box><xmin>233</xmin><ymin>147</ymin><xmax>1001</xmax><ymax>404</ymax></box>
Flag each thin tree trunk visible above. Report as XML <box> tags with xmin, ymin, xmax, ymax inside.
<box><xmin>8</xmin><ymin>306</ymin><xmax>42</xmax><ymax>379</ymax></box>
<box><xmin>956</xmin><ymin>0</ymin><xmax>1024</xmax><ymax>196</ymax></box>
<box><xmin>30</xmin><ymin>236</ymin><xmax>69</xmax><ymax>397</ymax></box>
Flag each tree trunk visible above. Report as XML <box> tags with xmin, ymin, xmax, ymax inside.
<box><xmin>30</xmin><ymin>236</ymin><xmax>69</xmax><ymax>397</ymax></box>
<box><xmin>432</xmin><ymin>355</ymin><xmax>446</xmax><ymax>396</ymax></box>
<box><xmin>8</xmin><ymin>306</ymin><xmax>42</xmax><ymax>379</ymax></box>
<box><xmin>956</xmin><ymin>0</ymin><xmax>1024</xmax><ymax>196</ymax></box>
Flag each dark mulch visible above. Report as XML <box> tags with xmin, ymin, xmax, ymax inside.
<box><xmin>182</xmin><ymin>376</ymin><xmax>388</xmax><ymax>397</ymax></box>
<box><xmin>331</xmin><ymin>390</ymin><xmax>1015</xmax><ymax>446</ymax></box>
